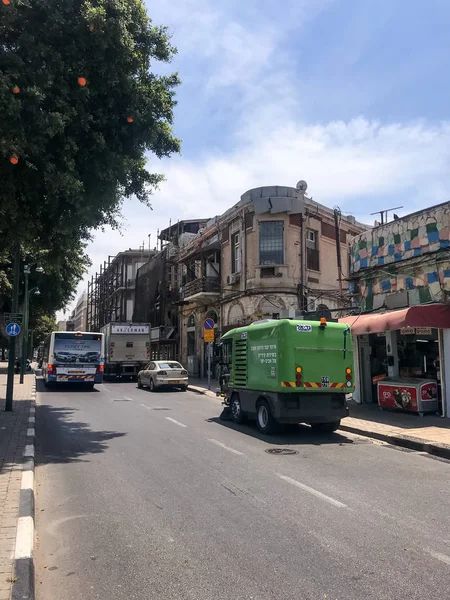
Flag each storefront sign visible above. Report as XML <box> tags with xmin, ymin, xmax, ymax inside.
<box><xmin>416</xmin><ymin>327</ymin><xmax>432</xmax><ymax>335</ymax></box>
<box><xmin>400</xmin><ymin>327</ymin><xmax>416</xmax><ymax>335</ymax></box>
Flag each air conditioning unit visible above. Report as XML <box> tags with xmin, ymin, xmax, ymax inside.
<box><xmin>227</xmin><ymin>273</ymin><xmax>241</xmax><ymax>285</ymax></box>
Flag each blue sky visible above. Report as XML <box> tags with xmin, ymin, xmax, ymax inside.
<box><xmin>62</xmin><ymin>0</ymin><xmax>450</xmax><ymax>315</ymax></box>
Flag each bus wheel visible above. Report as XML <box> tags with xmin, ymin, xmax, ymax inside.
<box><xmin>311</xmin><ymin>420</ymin><xmax>340</xmax><ymax>433</ymax></box>
<box><xmin>256</xmin><ymin>399</ymin><xmax>276</xmax><ymax>434</ymax></box>
<box><xmin>230</xmin><ymin>394</ymin><xmax>246</xmax><ymax>424</ymax></box>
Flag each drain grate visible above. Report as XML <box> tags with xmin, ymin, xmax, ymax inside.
<box><xmin>153</xmin><ymin>407</ymin><xmax>171</xmax><ymax>411</ymax></box>
<box><xmin>265</xmin><ymin>448</ymin><xmax>299</xmax><ymax>456</ymax></box>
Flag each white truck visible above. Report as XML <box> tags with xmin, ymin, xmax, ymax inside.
<box><xmin>101</xmin><ymin>323</ymin><xmax>151</xmax><ymax>379</ymax></box>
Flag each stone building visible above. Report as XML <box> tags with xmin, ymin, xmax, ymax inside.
<box><xmin>177</xmin><ymin>185</ymin><xmax>367</xmax><ymax>378</ymax></box>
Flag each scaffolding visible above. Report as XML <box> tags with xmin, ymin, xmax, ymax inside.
<box><xmin>87</xmin><ymin>249</ymin><xmax>152</xmax><ymax>331</ymax></box>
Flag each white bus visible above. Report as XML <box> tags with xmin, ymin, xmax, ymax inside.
<box><xmin>42</xmin><ymin>331</ymin><xmax>104</xmax><ymax>388</ymax></box>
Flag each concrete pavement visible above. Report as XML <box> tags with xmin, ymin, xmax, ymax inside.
<box><xmin>0</xmin><ymin>371</ymin><xmax>36</xmax><ymax>600</ymax></box>
<box><xmin>35</xmin><ymin>378</ymin><xmax>450</xmax><ymax>600</ymax></box>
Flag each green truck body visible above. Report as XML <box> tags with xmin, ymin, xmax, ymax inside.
<box><xmin>220</xmin><ymin>319</ymin><xmax>354</xmax><ymax>433</ymax></box>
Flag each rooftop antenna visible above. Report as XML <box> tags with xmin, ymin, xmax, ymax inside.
<box><xmin>371</xmin><ymin>206</ymin><xmax>403</xmax><ymax>225</ymax></box>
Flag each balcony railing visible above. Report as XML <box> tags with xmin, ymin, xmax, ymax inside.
<box><xmin>184</xmin><ymin>277</ymin><xmax>220</xmax><ymax>299</ymax></box>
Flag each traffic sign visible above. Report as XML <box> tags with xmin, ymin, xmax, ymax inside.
<box><xmin>4</xmin><ymin>313</ymin><xmax>23</xmax><ymax>324</ymax></box>
<box><xmin>203</xmin><ymin>318</ymin><xmax>215</xmax><ymax>330</ymax></box>
<box><xmin>6</xmin><ymin>323</ymin><xmax>21</xmax><ymax>337</ymax></box>
<box><xmin>204</xmin><ymin>329</ymin><xmax>214</xmax><ymax>343</ymax></box>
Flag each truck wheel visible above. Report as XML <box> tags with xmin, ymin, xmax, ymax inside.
<box><xmin>230</xmin><ymin>394</ymin><xmax>246</xmax><ymax>424</ymax></box>
<box><xmin>137</xmin><ymin>376</ymin><xmax>143</xmax><ymax>389</ymax></box>
<box><xmin>311</xmin><ymin>420</ymin><xmax>341</xmax><ymax>433</ymax></box>
<box><xmin>256</xmin><ymin>399</ymin><xmax>276</xmax><ymax>434</ymax></box>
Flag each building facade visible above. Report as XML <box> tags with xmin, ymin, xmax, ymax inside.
<box><xmin>178</xmin><ymin>185</ymin><xmax>367</xmax><ymax>378</ymax></box>
<box><xmin>342</xmin><ymin>201</ymin><xmax>450</xmax><ymax>416</ymax></box>
<box><xmin>87</xmin><ymin>248</ymin><xmax>153</xmax><ymax>331</ymax></box>
<box><xmin>69</xmin><ymin>291</ymin><xmax>88</xmax><ymax>331</ymax></box>
<box><xmin>133</xmin><ymin>220</ymin><xmax>210</xmax><ymax>360</ymax></box>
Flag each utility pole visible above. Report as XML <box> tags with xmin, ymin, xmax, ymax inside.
<box><xmin>5</xmin><ymin>245</ymin><xmax>21</xmax><ymax>411</ymax></box>
<box><xmin>296</xmin><ymin>180</ymin><xmax>308</xmax><ymax>313</ymax></box>
<box><xmin>333</xmin><ymin>207</ymin><xmax>343</xmax><ymax>298</ymax></box>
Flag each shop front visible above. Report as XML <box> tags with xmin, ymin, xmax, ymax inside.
<box><xmin>340</xmin><ymin>304</ymin><xmax>450</xmax><ymax>417</ymax></box>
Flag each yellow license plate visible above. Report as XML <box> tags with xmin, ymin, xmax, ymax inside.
<box><xmin>70</xmin><ymin>371</ymin><xmax>84</xmax><ymax>374</ymax></box>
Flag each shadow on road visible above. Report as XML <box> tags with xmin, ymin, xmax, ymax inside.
<box><xmin>36</xmin><ymin>378</ymin><xmax>100</xmax><ymax>393</ymax></box>
<box><xmin>206</xmin><ymin>417</ymin><xmax>356</xmax><ymax>447</ymax></box>
<box><xmin>36</xmin><ymin>404</ymin><xmax>126</xmax><ymax>464</ymax></box>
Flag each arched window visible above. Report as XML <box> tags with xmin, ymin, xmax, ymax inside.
<box><xmin>187</xmin><ymin>314</ymin><xmax>195</xmax><ymax>328</ymax></box>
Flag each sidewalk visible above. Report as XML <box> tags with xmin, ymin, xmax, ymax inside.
<box><xmin>342</xmin><ymin>400</ymin><xmax>450</xmax><ymax>459</ymax></box>
<box><xmin>188</xmin><ymin>377</ymin><xmax>450</xmax><ymax>458</ymax></box>
<box><xmin>0</xmin><ymin>367</ymin><xmax>36</xmax><ymax>600</ymax></box>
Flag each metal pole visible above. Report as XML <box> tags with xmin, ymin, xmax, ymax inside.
<box><xmin>29</xmin><ymin>329</ymin><xmax>34</xmax><ymax>362</ymax></box>
<box><xmin>333</xmin><ymin>208</ymin><xmax>343</xmax><ymax>299</ymax></box>
<box><xmin>6</xmin><ymin>244</ymin><xmax>21</xmax><ymax>411</ymax></box>
<box><xmin>208</xmin><ymin>342</ymin><xmax>212</xmax><ymax>390</ymax></box>
<box><xmin>20</xmin><ymin>269</ymin><xmax>29</xmax><ymax>384</ymax></box>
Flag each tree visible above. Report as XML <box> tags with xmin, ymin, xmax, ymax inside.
<box><xmin>0</xmin><ymin>0</ymin><xmax>180</xmax><ymax>252</ymax></box>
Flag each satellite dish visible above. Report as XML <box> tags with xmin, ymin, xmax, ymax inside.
<box><xmin>296</xmin><ymin>180</ymin><xmax>308</xmax><ymax>193</ymax></box>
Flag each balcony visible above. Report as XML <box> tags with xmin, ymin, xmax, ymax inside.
<box><xmin>183</xmin><ymin>277</ymin><xmax>221</xmax><ymax>301</ymax></box>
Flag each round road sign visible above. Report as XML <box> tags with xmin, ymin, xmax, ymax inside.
<box><xmin>6</xmin><ymin>322</ymin><xmax>21</xmax><ymax>337</ymax></box>
<box><xmin>204</xmin><ymin>318</ymin><xmax>215</xmax><ymax>330</ymax></box>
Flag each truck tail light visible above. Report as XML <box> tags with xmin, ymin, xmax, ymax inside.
<box><xmin>295</xmin><ymin>366</ymin><xmax>302</xmax><ymax>387</ymax></box>
<box><xmin>96</xmin><ymin>365</ymin><xmax>104</xmax><ymax>374</ymax></box>
<box><xmin>345</xmin><ymin>367</ymin><xmax>352</xmax><ymax>381</ymax></box>
<box><xmin>319</xmin><ymin>318</ymin><xmax>327</xmax><ymax>330</ymax></box>
<box><xmin>47</xmin><ymin>364</ymin><xmax>56</xmax><ymax>375</ymax></box>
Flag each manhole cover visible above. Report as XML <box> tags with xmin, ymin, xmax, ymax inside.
<box><xmin>153</xmin><ymin>407</ymin><xmax>171</xmax><ymax>411</ymax></box>
<box><xmin>265</xmin><ymin>448</ymin><xmax>299</xmax><ymax>456</ymax></box>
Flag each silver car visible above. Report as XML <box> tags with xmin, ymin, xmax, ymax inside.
<box><xmin>137</xmin><ymin>360</ymin><xmax>189</xmax><ymax>392</ymax></box>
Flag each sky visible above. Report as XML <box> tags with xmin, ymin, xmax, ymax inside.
<box><xmin>60</xmin><ymin>0</ymin><xmax>450</xmax><ymax>318</ymax></box>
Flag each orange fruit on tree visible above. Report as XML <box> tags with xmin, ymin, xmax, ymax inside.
<box><xmin>77</xmin><ymin>77</ymin><xmax>87</xmax><ymax>87</ymax></box>
<box><xmin>2</xmin><ymin>0</ymin><xmax>11</xmax><ymax>6</ymax></box>
<box><xmin>10</xmin><ymin>155</ymin><xmax>19</xmax><ymax>165</ymax></box>
<box><xmin>12</xmin><ymin>86</ymin><xmax>20</xmax><ymax>94</ymax></box>
<box><xmin>127</xmin><ymin>116</ymin><xmax>134</xmax><ymax>123</ymax></box>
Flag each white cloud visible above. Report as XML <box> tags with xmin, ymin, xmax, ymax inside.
<box><xmin>59</xmin><ymin>1</ymin><xmax>450</xmax><ymax>318</ymax></box>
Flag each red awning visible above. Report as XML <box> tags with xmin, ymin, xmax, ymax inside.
<box><xmin>339</xmin><ymin>304</ymin><xmax>450</xmax><ymax>335</ymax></box>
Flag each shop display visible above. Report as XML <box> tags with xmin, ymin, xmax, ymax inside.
<box><xmin>377</xmin><ymin>378</ymin><xmax>438</xmax><ymax>414</ymax></box>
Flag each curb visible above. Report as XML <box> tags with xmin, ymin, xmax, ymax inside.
<box><xmin>339</xmin><ymin>423</ymin><xmax>450</xmax><ymax>460</ymax></box>
<box><xmin>11</xmin><ymin>376</ymin><xmax>36</xmax><ymax>600</ymax></box>
<box><xmin>187</xmin><ymin>385</ymin><xmax>220</xmax><ymax>400</ymax></box>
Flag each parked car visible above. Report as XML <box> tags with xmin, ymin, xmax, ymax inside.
<box><xmin>137</xmin><ymin>361</ymin><xmax>189</xmax><ymax>392</ymax></box>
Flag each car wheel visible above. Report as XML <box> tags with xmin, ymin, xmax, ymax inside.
<box><xmin>137</xmin><ymin>376</ymin><xmax>143</xmax><ymax>389</ymax></box>
<box><xmin>230</xmin><ymin>394</ymin><xmax>246</xmax><ymax>424</ymax></box>
<box><xmin>149</xmin><ymin>378</ymin><xmax>157</xmax><ymax>392</ymax></box>
<box><xmin>256</xmin><ymin>399</ymin><xmax>277</xmax><ymax>434</ymax></box>
<box><xmin>310</xmin><ymin>420</ymin><xmax>341</xmax><ymax>433</ymax></box>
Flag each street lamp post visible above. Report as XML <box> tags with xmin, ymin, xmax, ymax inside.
<box><xmin>20</xmin><ymin>262</ymin><xmax>42</xmax><ymax>384</ymax></box>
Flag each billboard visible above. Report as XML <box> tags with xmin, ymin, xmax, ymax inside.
<box><xmin>54</xmin><ymin>337</ymin><xmax>101</xmax><ymax>366</ymax></box>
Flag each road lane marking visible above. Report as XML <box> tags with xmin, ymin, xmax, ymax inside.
<box><xmin>140</xmin><ymin>404</ymin><xmax>152</xmax><ymax>409</ymax></box>
<box><xmin>424</xmin><ymin>549</ymin><xmax>450</xmax><ymax>566</ymax></box>
<box><xmin>165</xmin><ymin>417</ymin><xmax>187</xmax><ymax>428</ymax></box>
<box><xmin>208</xmin><ymin>439</ymin><xmax>244</xmax><ymax>456</ymax></box>
<box><xmin>123</xmin><ymin>396</ymin><xmax>133</xmax><ymax>402</ymax></box>
<box><xmin>277</xmin><ymin>474</ymin><xmax>347</xmax><ymax>508</ymax></box>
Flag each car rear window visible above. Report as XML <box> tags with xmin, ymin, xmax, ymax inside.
<box><xmin>157</xmin><ymin>362</ymin><xmax>183</xmax><ymax>369</ymax></box>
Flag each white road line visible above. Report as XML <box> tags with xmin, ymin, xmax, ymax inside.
<box><xmin>208</xmin><ymin>439</ymin><xmax>244</xmax><ymax>456</ymax></box>
<box><xmin>140</xmin><ymin>404</ymin><xmax>152</xmax><ymax>409</ymax></box>
<box><xmin>165</xmin><ymin>417</ymin><xmax>187</xmax><ymax>428</ymax></box>
<box><xmin>123</xmin><ymin>396</ymin><xmax>133</xmax><ymax>402</ymax></box>
<box><xmin>277</xmin><ymin>474</ymin><xmax>347</xmax><ymax>508</ymax></box>
<box><xmin>424</xmin><ymin>549</ymin><xmax>450</xmax><ymax>566</ymax></box>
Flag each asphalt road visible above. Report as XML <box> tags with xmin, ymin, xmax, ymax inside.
<box><xmin>35</xmin><ymin>379</ymin><xmax>450</xmax><ymax>600</ymax></box>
